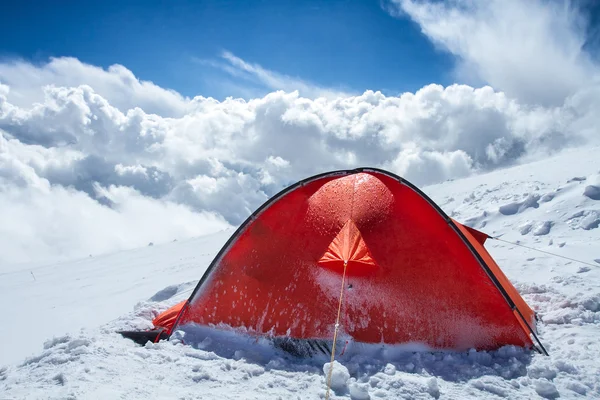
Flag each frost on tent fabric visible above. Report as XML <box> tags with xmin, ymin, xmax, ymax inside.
<box><xmin>119</xmin><ymin>168</ymin><xmax>546</xmax><ymax>356</ymax></box>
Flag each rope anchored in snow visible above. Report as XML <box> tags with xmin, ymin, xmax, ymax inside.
<box><xmin>325</xmin><ymin>261</ymin><xmax>348</xmax><ymax>400</ymax></box>
<box><xmin>491</xmin><ymin>237</ymin><xmax>598</xmax><ymax>269</ymax></box>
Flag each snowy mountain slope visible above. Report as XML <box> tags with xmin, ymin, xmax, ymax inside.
<box><xmin>0</xmin><ymin>229</ymin><xmax>233</xmax><ymax>365</ymax></box>
<box><xmin>2</xmin><ymin>145</ymin><xmax>600</xmax><ymax>399</ymax></box>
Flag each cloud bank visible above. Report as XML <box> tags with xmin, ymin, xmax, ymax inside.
<box><xmin>391</xmin><ymin>0</ymin><xmax>599</xmax><ymax>106</ymax></box>
<box><xmin>1</xmin><ymin>0</ymin><xmax>599</xmax><ymax>265</ymax></box>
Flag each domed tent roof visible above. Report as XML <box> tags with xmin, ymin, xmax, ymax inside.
<box><xmin>162</xmin><ymin>169</ymin><xmax>545</xmax><ymax>354</ymax></box>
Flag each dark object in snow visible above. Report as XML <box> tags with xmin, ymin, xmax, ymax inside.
<box><xmin>118</xmin><ymin>328</ymin><xmax>168</xmax><ymax>345</ymax></box>
<box><xmin>272</xmin><ymin>337</ymin><xmax>334</xmax><ymax>357</ymax></box>
<box><xmin>118</xmin><ymin>301</ymin><xmax>184</xmax><ymax>345</ymax></box>
<box><xmin>118</xmin><ymin>327</ymin><xmax>334</xmax><ymax>358</ymax></box>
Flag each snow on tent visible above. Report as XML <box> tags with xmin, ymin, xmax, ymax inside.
<box><xmin>119</xmin><ymin>168</ymin><xmax>546</xmax><ymax>355</ymax></box>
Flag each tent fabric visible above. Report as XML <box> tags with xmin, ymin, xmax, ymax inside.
<box><xmin>452</xmin><ymin>221</ymin><xmax>537</xmax><ymax>334</ymax></box>
<box><xmin>457</xmin><ymin>220</ymin><xmax>491</xmax><ymax>245</ymax></box>
<box><xmin>168</xmin><ymin>168</ymin><xmax>539</xmax><ymax>352</ymax></box>
<box><xmin>118</xmin><ymin>301</ymin><xmax>185</xmax><ymax>345</ymax></box>
<box><xmin>317</xmin><ymin>219</ymin><xmax>376</xmax><ymax>276</ymax></box>
<box><xmin>152</xmin><ymin>300</ymin><xmax>186</xmax><ymax>333</ymax></box>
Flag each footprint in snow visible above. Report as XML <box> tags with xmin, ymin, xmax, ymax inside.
<box><xmin>539</xmin><ymin>192</ymin><xmax>555</xmax><ymax>203</ymax></box>
<box><xmin>580</xmin><ymin>212</ymin><xmax>600</xmax><ymax>230</ymax></box>
<box><xmin>518</xmin><ymin>221</ymin><xmax>553</xmax><ymax>236</ymax></box>
<box><xmin>519</xmin><ymin>222</ymin><xmax>533</xmax><ymax>235</ymax></box>
<box><xmin>583</xmin><ymin>185</ymin><xmax>600</xmax><ymax>200</ymax></box>
<box><xmin>567</xmin><ymin>210</ymin><xmax>600</xmax><ymax>230</ymax></box>
<box><xmin>149</xmin><ymin>285</ymin><xmax>180</xmax><ymax>302</ymax></box>
<box><xmin>499</xmin><ymin>194</ymin><xmax>540</xmax><ymax>216</ymax></box>
<box><xmin>533</xmin><ymin>221</ymin><xmax>553</xmax><ymax>236</ymax></box>
<box><xmin>53</xmin><ymin>373</ymin><xmax>66</xmax><ymax>386</ymax></box>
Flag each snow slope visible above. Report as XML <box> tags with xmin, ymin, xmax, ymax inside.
<box><xmin>2</xmin><ymin>145</ymin><xmax>600</xmax><ymax>399</ymax></box>
<box><xmin>0</xmin><ymin>229</ymin><xmax>233</xmax><ymax>365</ymax></box>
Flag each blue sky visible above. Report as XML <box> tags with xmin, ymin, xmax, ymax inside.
<box><xmin>0</xmin><ymin>0</ymin><xmax>456</xmax><ymax>99</ymax></box>
<box><xmin>3</xmin><ymin>0</ymin><xmax>600</xmax><ymax>265</ymax></box>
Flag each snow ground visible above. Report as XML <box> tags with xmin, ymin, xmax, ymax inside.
<box><xmin>0</xmin><ymin>229</ymin><xmax>233</xmax><ymax>365</ymax></box>
<box><xmin>2</xmin><ymin>145</ymin><xmax>600</xmax><ymax>399</ymax></box>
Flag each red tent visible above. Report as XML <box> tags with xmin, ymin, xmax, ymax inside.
<box><xmin>147</xmin><ymin>169</ymin><xmax>546</xmax><ymax>354</ymax></box>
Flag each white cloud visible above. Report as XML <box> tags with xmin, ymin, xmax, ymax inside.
<box><xmin>386</xmin><ymin>147</ymin><xmax>473</xmax><ymax>185</ymax></box>
<box><xmin>2</xmin><ymin>16</ymin><xmax>600</xmax><ymax>267</ymax></box>
<box><xmin>0</xmin><ymin>57</ymin><xmax>190</xmax><ymax>116</ymax></box>
<box><xmin>390</xmin><ymin>0</ymin><xmax>600</xmax><ymax>106</ymax></box>
<box><xmin>0</xmin><ymin>82</ymin><xmax>8</xmax><ymax>97</ymax></box>
<box><xmin>0</xmin><ymin>133</ymin><xmax>229</xmax><ymax>265</ymax></box>
<box><xmin>0</xmin><ymin>180</ymin><xmax>229</xmax><ymax>266</ymax></box>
